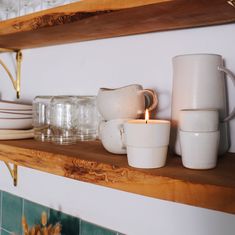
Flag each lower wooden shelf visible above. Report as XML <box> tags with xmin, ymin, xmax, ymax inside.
<box><xmin>0</xmin><ymin>139</ymin><xmax>234</xmax><ymax>214</ymax></box>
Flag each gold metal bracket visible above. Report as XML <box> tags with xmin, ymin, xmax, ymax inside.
<box><xmin>228</xmin><ymin>0</ymin><xmax>235</xmax><ymax>8</ymax></box>
<box><xmin>0</xmin><ymin>48</ymin><xmax>23</xmax><ymax>99</ymax></box>
<box><xmin>4</xmin><ymin>162</ymin><xmax>18</xmax><ymax>186</ymax></box>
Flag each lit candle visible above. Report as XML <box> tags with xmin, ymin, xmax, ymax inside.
<box><xmin>123</xmin><ymin>111</ymin><xmax>171</xmax><ymax>169</ymax></box>
<box><xmin>145</xmin><ymin>109</ymin><xmax>149</xmax><ymax>124</ymax></box>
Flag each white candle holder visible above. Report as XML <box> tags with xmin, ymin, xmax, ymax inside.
<box><xmin>124</xmin><ymin>120</ymin><xmax>171</xmax><ymax>169</ymax></box>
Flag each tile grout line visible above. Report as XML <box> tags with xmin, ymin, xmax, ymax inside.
<box><xmin>22</xmin><ymin>198</ymin><xmax>25</xmax><ymax>235</ymax></box>
<box><xmin>48</xmin><ymin>206</ymin><xmax>51</xmax><ymax>222</ymax></box>
<box><xmin>79</xmin><ymin>218</ymin><xmax>81</xmax><ymax>235</ymax></box>
<box><xmin>1</xmin><ymin>228</ymin><xmax>13</xmax><ymax>234</ymax></box>
<box><xmin>0</xmin><ymin>190</ymin><xmax>3</xmax><ymax>234</ymax></box>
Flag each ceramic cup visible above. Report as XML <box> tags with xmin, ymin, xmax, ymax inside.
<box><xmin>179</xmin><ymin>109</ymin><xmax>220</xmax><ymax>169</ymax></box>
<box><xmin>99</xmin><ymin>119</ymin><xmax>130</xmax><ymax>154</ymax></box>
<box><xmin>179</xmin><ymin>109</ymin><xmax>219</xmax><ymax>132</ymax></box>
<box><xmin>97</xmin><ymin>84</ymin><xmax>158</xmax><ymax>120</ymax></box>
<box><xmin>179</xmin><ymin>130</ymin><xmax>220</xmax><ymax>169</ymax></box>
<box><xmin>124</xmin><ymin>120</ymin><xmax>171</xmax><ymax>168</ymax></box>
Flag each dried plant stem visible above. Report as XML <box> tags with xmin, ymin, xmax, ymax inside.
<box><xmin>22</xmin><ymin>212</ymin><xmax>61</xmax><ymax>235</ymax></box>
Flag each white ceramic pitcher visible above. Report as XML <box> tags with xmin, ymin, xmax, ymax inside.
<box><xmin>97</xmin><ymin>84</ymin><xmax>158</xmax><ymax>120</ymax></box>
<box><xmin>171</xmin><ymin>54</ymin><xmax>235</xmax><ymax>155</ymax></box>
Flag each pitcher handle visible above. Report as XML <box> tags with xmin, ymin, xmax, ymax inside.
<box><xmin>218</xmin><ymin>65</ymin><xmax>235</xmax><ymax>122</ymax></box>
<box><xmin>141</xmin><ymin>89</ymin><xmax>158</xmax><ymax>112</ymax></box>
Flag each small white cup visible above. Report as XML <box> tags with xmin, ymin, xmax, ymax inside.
<box><xmin>99</xmin><ymin>119</ymin><xmax>129</xmax><ymax>154</ymax></box>
<box><xmin>179</xmin><ymin>130</ymin><xmax>220</xmax><ymax>169</ymax></box>
<box><xmin>124</xmin><ymin>120</ymin><xmax>171</xmax><ymax>168</ymax></box>
<box><xmin>178</xmin><ymin>109</ymin><xmax>220</xmax><ymax>169</ymax></box>
<box><xmin>179</xmin><ymin>109</ymin><xmax>219</xmax><ymax>132</ymax></box>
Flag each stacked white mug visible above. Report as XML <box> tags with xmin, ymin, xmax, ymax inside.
<box><xmin>97</xmin><ymin>84</ymin><xmax>158</xmax><ymax>154</ymax></box>
<box><xmin>179</xmin><ymin>109</ymin><xmax>220</xmax><ymax>169</ymax></box>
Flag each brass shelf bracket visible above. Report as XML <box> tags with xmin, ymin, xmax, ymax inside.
<box><xmin>4</xmin><ymin>162</ymin><xmax>18</xmax><ymax>186</ymax></box>
<box><xmin>0</xmin><ymin>48</ymin><xmax>23</xmax><ymax>99</ymax></box>
<box><xmin>228</xmin><ymin>0</ymin><xmax>235</xmax><ymax>8</ymax></box>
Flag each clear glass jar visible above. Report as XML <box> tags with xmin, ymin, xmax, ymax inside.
<box><xmin>33</xmin><ymin>96</ymin><xmax>53</xmax><ymax>142</ymax></box>
<box><xmin>50</xmin><ymin>96</ymin><xmax>77</xmax><ymax>145</ymax></box>
<box><xmin>76</xmin><ymin>96</ymin><xmax>100</xmax><ymax>141</ymax></box>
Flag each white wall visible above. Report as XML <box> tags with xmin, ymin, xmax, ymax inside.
<box><xmin>0</xmin><ymin>23</ymin><xmax>235</xmax><ymax>234</ymax></box>
<box><xmin>1</xmin><ymin>23</ymin><xmax>235</xmax><ymax>150</ymax></box>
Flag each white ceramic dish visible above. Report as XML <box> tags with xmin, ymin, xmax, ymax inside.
<box><xmin>0</xmin><ymin>118</ymin><xmax>32</xmax><ymax>130</ymax></box>
<box><xmin>0</xmin><ymin>129</ymin><xmax>33</xmax><ymax>140</ymax></box>
<box><xmin>0</xmin><ymin>111</ymin><xmax>32</xmax><ymax>119</ymax></box>
<box><xmin>0</xmin><ymin>100</ymin><xmax>32</xmax><ymax>110</ymax></box>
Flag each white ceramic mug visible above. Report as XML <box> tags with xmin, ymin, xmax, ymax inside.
<box><xmin>99</xmin><ymin>119</ymin><xmax>129</xmax><ymax>154</ymax></box>
<box><xmin>171</xmin><ymin>54</ymin><xmax>235</xmax><ymax>155</ymax></box>
<box><xmin>97</xmin><ymin>84</ymin><xmax>158</xmax><ymax>120</ymax></box>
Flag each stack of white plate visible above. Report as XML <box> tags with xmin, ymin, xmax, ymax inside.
<box><xmin>0</xmin><ymin>100</ymin><xmax>33</xmax><ymax>140</ymax></box>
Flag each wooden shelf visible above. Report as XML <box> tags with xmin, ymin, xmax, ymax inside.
<box><xmin>0</xmin><ymin>0</ymin><xmax>235</xmax><ymax>49</ymax></box>
<box><xmin>0</xmin><ymin>139</ymin><xmax>234</xmax><ymax>214</ymax></box>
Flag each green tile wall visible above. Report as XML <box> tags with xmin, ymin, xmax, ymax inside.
<box><xmin>0</xmin><ymin>190</ymin><xmax>122</xmax><ymax>235</ymax></box>
<box><xmin>2</xmin><ymin>191</ymin><xmax>23</xmax><ymax>234</ymax></box>
<box><xmin>81</xmin><ymin>221</ymin><xmax>117</xmax><ymax>235</ymax></box>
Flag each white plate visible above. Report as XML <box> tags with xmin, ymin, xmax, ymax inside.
<box><xmin>0</xmin><ymin>109</ymin><xmax>32</xmax><ymax>114</ymax></box>
<box><xmin>0</xmin><ymin>129</ymin><xmax>33</xmax><ymax>140</ymax></box>
<box><xmin>0</xmin><ymin>100</ymin><xmax>32</xmax><ymax>110</ymax></box>
<box><xmin>0</xmin><ymin>111</ymin><xmax>32</xmax><ymax>119</ymax></box>
<box><xmin>0</xmin><ymin>118</ymin><xmax>32</xmax><ymax>130</ymax></box>
<box><xmin>0</xmin><ymin>129</ymin><xmax>33</xmax><ymax>134</ymax></box>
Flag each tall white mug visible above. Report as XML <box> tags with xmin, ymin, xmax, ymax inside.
<box><xmin>171</xmin><ymin>54</ymin><xmax>235</xmax><ymax>155</ymax></box>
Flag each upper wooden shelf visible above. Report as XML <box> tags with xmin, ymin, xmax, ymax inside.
<box><xmin>0</xmin><ymin>139</ymin><xmax>234</xmax><ymax>214</ymax></box>
<box><xmin>0</xmin><ymin>0</ymin><xmax>235</xmax><ymax>49</ymax></box>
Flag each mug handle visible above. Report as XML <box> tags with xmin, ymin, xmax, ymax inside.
<box><xmin>141</xmin><ymin>89</ymin><xmax>158</xmax><ymax>112</ymax></box>
<box><xmin>218</xmin><ymin>65</ymin><xmax>235</xmax><ymax>122</ymax></box>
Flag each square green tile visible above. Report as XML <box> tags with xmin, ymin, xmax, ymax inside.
<box><xmin>23</xmin><ymin>199</ymin><xmax>49</xmax><ymax>228</ymax></box>
<box><xmin>81</xmin><ymin>220</ymin><xmax>117</xmax><ymax>235</ymax></box>
<box><xmin>2</xmin><ymin>192</ymin><xmax>23</xmax><ymax>234</ymax></box>
<box><xmin>49</xmin><ymin>209</ymin><xmax>80</xmax><ymax>235</ymax></box>
<box><xmin>1</xmin><ymin>229</ymin><xmax>11</xmax><ymax>235</ymax></box>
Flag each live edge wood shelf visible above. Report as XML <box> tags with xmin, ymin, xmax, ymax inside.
<box><xmin>0</xmin><ymin>139</ymin><xmax>234</xmax><ymax>215</ymax></box>
<box><xmin>0</xmin><ymin>0</ymin><xmax>235</xmax><ymax>49</ymax></box>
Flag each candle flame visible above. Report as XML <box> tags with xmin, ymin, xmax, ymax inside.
<box><xmin>145</xmin><ymin>109</ymin><xmax>149</xmax><ymax>124</ymax></box>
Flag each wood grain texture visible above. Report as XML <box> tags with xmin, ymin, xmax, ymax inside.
<box><xmin>0</xmin><ymin>0</ymin><xmax>234</xmax><ymax>49</ymax></box>
<box><xmin>0</xmin><ymin>139</ymin><xmax>234</xmax><ymax>214</ymax></box>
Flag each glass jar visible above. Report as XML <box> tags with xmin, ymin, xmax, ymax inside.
<box><xmin>76</xmin><ymin>96</ymin><xmax>100</xmax><ymax>141</ymax></box>
<box><xmin>33</xmin><ymin>96</ymin><xmax>53</xmax><ymax>142</ymax></box>
<box><xmin>50</xmin><ymin>96</ymin><xmax>77</xmax><ymax>145</ymax></box>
